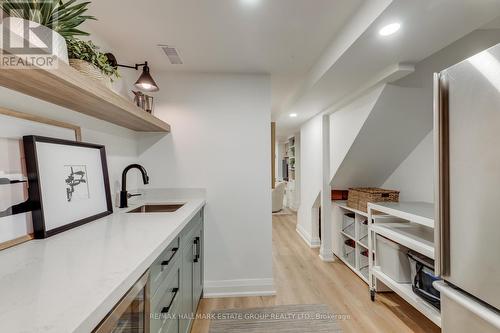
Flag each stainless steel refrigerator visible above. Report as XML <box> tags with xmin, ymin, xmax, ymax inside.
<box><xmin>434</xmin><ymin>42</ymin><xmax>500</xmax><ymax>331</ymax></box>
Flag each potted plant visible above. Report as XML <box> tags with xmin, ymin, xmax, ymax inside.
<box><xmin>67</xmin><ymin>38</ymin><xmax>119</xmax><ymax>88</ymax></box>
<box><xmin>0</xmin><ymin>0</ymin><xmax>96</xmax><ymax>63</ymax></box>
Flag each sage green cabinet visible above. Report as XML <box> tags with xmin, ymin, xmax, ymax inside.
<box><xmin>179</xmin><ymin>234</ymin><xmax>194</xmax><ymax>333</ymax></box>
<box><xmin>151</xmin><ymin>208</ymin><xmax>204</xmax><ymax>333</ymax></box>
<box><xmin>192</xmin><ymin>224</ymin><xmax>203</xmax><ymax>312</ymax></box>
<box><xmin>180</xmin><ymin>211</ymin><xmax>204</xmax><ymax>333</ymax></box>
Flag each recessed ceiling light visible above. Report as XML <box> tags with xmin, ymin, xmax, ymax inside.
<box><xmin>289</xmin><ymin>113</ymin><xmax>298</xmax><ymax>118</ymax></box>
<box><xmin>379</xmin><ymin>23</ymin><xmax>401</xmax><ymax>36</ymax></box>
<box><xmin>240</xmin><ymin>0</ymin><xmax>261</xmax><ymax>6</ymax></box>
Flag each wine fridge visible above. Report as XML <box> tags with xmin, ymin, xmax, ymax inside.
<box><xmin>93</xmin><ymin>271</ymin><xmax>150</xmax><ymax>333</ymax></box>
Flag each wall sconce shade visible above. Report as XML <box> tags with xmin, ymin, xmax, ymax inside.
<box><xmin>134</xmin><ymin>63</ymin><xmax>159</xmax><ymax>92</ymax></box>
<box><xmin>105</xmin><ymin>53</ymin><xmax>160</xmax><ymax>92</ymax></box>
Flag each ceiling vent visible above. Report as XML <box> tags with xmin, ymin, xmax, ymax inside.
<box><xmin>159</xmin><ymin>45</ymin><xmax>183</xmax><ymax>65</ymax></box>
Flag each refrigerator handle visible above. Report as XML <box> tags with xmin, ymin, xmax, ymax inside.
<box><xmin>434</xmin><ymin>72</ymin><xmax>450</xmax><ymax>277</ymax></box>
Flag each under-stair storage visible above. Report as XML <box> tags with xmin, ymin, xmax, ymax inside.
<box><xmin>368</xmin><ymin>202</ymin><xmax>441</xmax><ymax>327</ymax></box>
<box><xmin>342</xmin><ymin>236</ymin><xmax>356</xmax><ymax>268</ymax></box>
<box><xmin>376</xmin><ymin>235</ymin><xmax>411</xmax><ymax>283</ymax></box>
<box><xmin>333</xmin><ymin>201</ymin><xmax>386</xmax><ymax>284</ymax></box>
<box><xmin>358</xmin><ymin>246</ymin><xmax>369</xmax><ymax>281</ymax></box>
<box><xmin>342</xmin><ymin>213</ymin><xmax>355</xmax><ymax>239</ymax></box>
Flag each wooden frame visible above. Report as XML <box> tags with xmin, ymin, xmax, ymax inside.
<box><xmin>23</xmin><ymin>136</ymin><xmax>113</xmax><ymax>239</ymax></box>
<box><xmin>0</xmin><ymin>108</ymin><xmax>82</xmax><ymax>250</ymax></box>
<box><xmin>0</xmin><ymin>107</ymin><xmax>82</xmax><ymax>141</ymax></box>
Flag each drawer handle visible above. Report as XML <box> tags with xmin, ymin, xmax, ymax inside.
<box><xmin>161</xmin><ymin>247</ymin><xmax>179</xmax><ymax>267</ymax></box>
<box><xmin>161</xmin><ymin>287</ymin><xmax>179</xmax><ymax>314</ymax></box>
<box><xmin>193</xmin><ymin>237</ymin><xmax>200</xmax><ymax>263</ymax></box>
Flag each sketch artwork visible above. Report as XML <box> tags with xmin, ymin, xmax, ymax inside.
<box><xmin>64</xmin><ymin>165</ymin><xmax>90</xmax><ymax>202</ymax></box>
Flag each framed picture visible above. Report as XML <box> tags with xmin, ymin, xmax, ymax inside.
<box><xmin>23</xmin><ymin>136</ymin><xmax>112</xmax><ymax>238</ymax></box>
<box><xmin>0</xmin><ymin>107</ymin><xmax>81</xmax><ymax>249</ymax></box>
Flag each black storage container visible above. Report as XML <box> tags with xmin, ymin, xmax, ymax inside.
<box><xmin>407</xmin><ymin>250</ymin><xmax>441</xmax><ymax>310</ymax></box>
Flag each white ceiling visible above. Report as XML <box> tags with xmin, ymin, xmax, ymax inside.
<box><xmin>275</xmin><ymin>0</ymin><xmax>500</xmax><ymax>140</ymax></box>
<box><xmin>86</xmin><ymin>0</ymin><xmax>500</xmax><ymax>141</ymax></box>
<box><xmin>86</xmin><ymin>0</ymin><xmax>364</xmax><ymax>117</ymax></box>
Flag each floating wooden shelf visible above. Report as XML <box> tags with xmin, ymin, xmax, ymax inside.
<box><xmin>0</xmin><ymin>59</ymin><xmax>170</xmax><ymax>132</ymax></box>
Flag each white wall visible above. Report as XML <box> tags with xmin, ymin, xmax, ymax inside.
<box><xmin>0</xmin><ymin>87</ymin><xmax>141</xmax><ymax>202</ymax></box>
<box><xmin>383</xmin><ymin>131</ymin><xmax>434</xmax><ymax>202</ymax></box>
<box><xmin>329</xmin><ymin>85</ymin><xmax>383</xmax><ymax>180</ymax></box>
<box><xmin>137</xmin><ymin>72</ymin><xmax>273</xmax><ymax>297</ymax></box>
<box><xmin>296</xmin><ymin>114</ymin><xmax>323</xmax><ymax>247</ymax></box>
<box><xmin>0</xmin><ymin>25</ymin><xmax>145</xmax><ymax>198</ymax></box>
<box><xmin>1</xmin><ymin>27</ymin><xmax>275</xmax><ymax>296</ymax></box>
<box><xmin>383</xmin><ymin>29</ymin><xmax>500</xmax><ymax>202</ymax></box>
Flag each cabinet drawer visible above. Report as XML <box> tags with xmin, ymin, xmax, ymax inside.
<box><xmin>151</xmin><ymin>260</ymin><xmax>180</xmax><ymax>311</ymax></box>
<box><xmin>151</xmin><ymin>262</ymin><xmax>180</xmax><ymax>333</ymax></box>
<box><xmin>151</xmin><ymin>295</ymin><xmax>180</xmax><ymax>333</ymax></box>
<box><xmin>160</xmin><ymin>300</ymin><xmax>180</xmax><ymax>333</ymax></box>
<box><xmin>151</xmin><ymin>237</ymin><xmax>180</xmax><ymax>294</ymax></box>
<box><xmin>151</xmin><ymin>294</ymin><xmax>180</xmax><ymax>333</ymax></box>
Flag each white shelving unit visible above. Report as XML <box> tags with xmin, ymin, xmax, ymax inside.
<box><xmin>372</xmin><ymin>267</ymin><xmax>441</xmax><ymax>326</ymax></box>
<box><xmin>333</xmin><ymin>201</ymin><xmax>389</xmax><ymax>284</ymax></box>
<box><xmin>370</xmin><ymin>223</ymin><xmax>434</xmax><ymax>259</ymax></box>
<box><xmin>369</xmin><ymin>202</ymin><xmax>434</xmax><ymax>228</ymax></box>
<box><xmin>367</xmin><ymin>201</ymin><xmax>441</xmax><ymax>328</ymax></box>
<box><xmin>284</xmin><ymin>137</ymin><xmax>297</xmax><ymax>210</ymax></box>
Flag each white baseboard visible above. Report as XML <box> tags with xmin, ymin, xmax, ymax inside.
<box><xmin>319</xmin><ymin>248</ymin><xmax>334</xmax><ymax>262</ymax></box>
<box><xmin>296</xmin><ymin>224</ymin><xmax>320</xmax><ymax>248</ymax></box>
<box><xmin>203</xmin><ymin>278</ymin><xmax>276</xmax><ymax>298</ymax></box>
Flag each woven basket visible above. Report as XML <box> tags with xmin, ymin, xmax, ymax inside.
<box><xmin>347</xmin><ymin>187</ymin><xmax>399</xmax><ymax>213</ymax></box>
<box><xmin>69</xmin><ymin>59</ymin><xmax>112</xmax><ymax>89</ymax></box>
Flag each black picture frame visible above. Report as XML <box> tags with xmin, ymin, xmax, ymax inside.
<box><xmin>23</xmin><ymin>135</ymin><xmax>113</xmax><ymax>239</ymax></box>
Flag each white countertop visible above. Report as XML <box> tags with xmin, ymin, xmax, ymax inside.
<box><xmin>0</xmin><ymin>188</ymin><xmax>206</xmax><ymax>333</ymax></box>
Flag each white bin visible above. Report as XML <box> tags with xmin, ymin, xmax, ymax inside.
<box><xmin>342</xmin><ymin>213</ymin><xmax>355</xmax><ymax>230</ymax></box>
<box><xmin>376</xmin><ymin>235</ymin><xmax>411</xmax><ymax>283</ymax></box>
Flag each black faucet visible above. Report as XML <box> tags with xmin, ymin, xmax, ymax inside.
<box><xmin>120</xmin><ymin>164</ymin><xmax>149</xmax><ymax>208</ymax></box>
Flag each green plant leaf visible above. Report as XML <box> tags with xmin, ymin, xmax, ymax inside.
<box><xmin>2</xmin><ymin>0</ymin><xmax>94</xmax><ymax>39</ymax></box>
<box><xmin>67</xmin><ymin>39</ymin><xmax>119</xmax><ymax>79</ymax></box>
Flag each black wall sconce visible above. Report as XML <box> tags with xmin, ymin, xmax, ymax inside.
<box><xmin>106</xmin><ymin>53</ymin><xmax>160</xmax><ymax>92</ymax></box>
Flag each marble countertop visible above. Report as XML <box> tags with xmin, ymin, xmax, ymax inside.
<box><xmin>0</xmin><ymin>188</ymin><xmax>206</xmax><ymax>333</ymax></box>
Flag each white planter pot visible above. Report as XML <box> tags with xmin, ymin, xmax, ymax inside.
<box><xmin>69</xmin><ymin>59</ymin><xmax>112</xmax><ymax>89</ymax></box>
<box><xmin>0</xmin><ymin>17</ymin><xmax>69</xmax><ymax>64</ymax></box>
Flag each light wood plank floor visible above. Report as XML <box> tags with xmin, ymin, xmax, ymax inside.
<box><xmin>191</xmin><ymin>213</ymin><xmax>440</xmax><ymax>333</ymax></box>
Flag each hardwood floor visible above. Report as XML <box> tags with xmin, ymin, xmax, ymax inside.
<box><xmin>191</xmin><ymin>213</ymin><xmax>440</xmax><ymax>333</ymax></box>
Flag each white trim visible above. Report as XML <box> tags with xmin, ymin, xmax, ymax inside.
<box><xmin>203</xmin><ymin>278</ymin><xmax>276</xmax><ymax>298</ymax></box>
<box><xmin>367</xmin><ymin>202</ymin><xmax>434</xmax><ymax>228</ymax></box>
<box><xmin>319</xmin><ymin>248</ymin><xmax>334</xmax><ymax>262</ymax></box>
<box><xmin>434</xmin><ymin>281</ymin><xmax>500</xmax><ymax>330</ymax></box>
<box><xmin>373</xmin><ymin>267</ymin><xmax>441</xmax><ymax>327</ymax></box>
<box><xmin>325</xmin><ymin>63</ymin><xmax>415</xmax><ymax>116</ymax></box>
<box><xmin>296</xmin><ymin>224</ymin><xmax>320</xmax><ymax>248</ymax></box>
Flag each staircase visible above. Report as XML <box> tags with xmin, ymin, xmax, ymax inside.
<box><xmin>330</xmin><ymin>84</ymin><xmax>431</xmax><ymax>188</ymax></box>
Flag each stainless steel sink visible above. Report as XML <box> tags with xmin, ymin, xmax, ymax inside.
<box><xmin>127</xmin><ymin>204</ymin><xmax>185</xmax><ymax>213</ymax></box>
